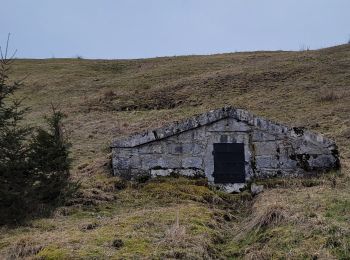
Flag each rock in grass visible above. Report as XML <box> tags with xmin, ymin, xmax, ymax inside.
<box><xmin>81</xmin><ymin>222</ymin><xmax>99</xmax><ymax>231</ymax></box>
<box><xmin>112</xmin><ymin>239</ymin><xmax>124</xmax><ymax>249</ymax></box>
<box><xmin>251</xmin><ymin>184</ymin><xmax>264</xmax><ymax>196</ymax></box>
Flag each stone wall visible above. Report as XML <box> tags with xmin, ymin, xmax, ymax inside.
<box><xmin>111</xmin><ymin>107</ymin><xmax>340</xmax><ymax>182</ymax></box>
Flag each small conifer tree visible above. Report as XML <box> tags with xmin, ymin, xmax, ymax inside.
<box><xmin>0</xmin><ymin>35</ymin><xmax>32</xmax><ymax>221</ymax></box>
<box><xmin>29</xmin><ymin>106</ymin><xmax>72</xmax><ymax>203</ymax></box>
<box><xmin>0</xmin><ymin>35</ymin><xmax>74</xmax><ymax>224</ymax></box>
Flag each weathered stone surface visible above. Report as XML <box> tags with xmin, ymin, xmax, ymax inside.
<box><xmin>141</xmin><ymin>156</ymin><xmax>181</xmax><ymax>169</ymax></box>
<box><xmin>182</xmin><ymin>157</ymin><xmax>203</xmax><ymax>168</ymax></box>
<box><xmin>228</xmin><ymin>133</ymin><xmax>249</xmax><ymax>144</ymax></box>
<box><xmin>252</xmin><ymin>131</ymin><xmax>276</xmax><ymax>142</ymax></box>
<box><xmin>220</xmin><ymin>183</ymin><xmax>247</xmax><ymax>193</ymax></box>
<box><xmin>138</xmin><ymin>143</ymin><xmax>163</xmax><ymax>154</ymax></box>
<box><xmin>307</xmin><ymin>154</ymin><xmax>338</xmax><ymax>170</ymax></box>
<box><xmin>278</xmin><ymin>159</ymin><xmax>298</xmax><ymax>169</ymax></box>
<box><xmin>256</xmin><ymin>156</ymin><xmax>279</xmax><ymax>168</ymax></box>
<box><xmin>208</xmin><ymin>118</ymin><xmax>251</xmax><ymax>132</ymax></box>
<box><xmin>253</xmin><ymin>142</ymin><xmax>278</xmax><ymax>156</ymax></box>
<box><xmin>251</xmin><ymin>184</ymin><xmax>264</xmax><ymax>195</ymax></box>
<box><xmin>150</xmin><ymin>169</ymin><xmax>173</xmax><ymax>177</ymax></box>
<box><xmin>168</xmin><ymin>143</ymin><xmax>202</xmax><ymax>155</ymax></box>
<box><xmin>112</xmin><ymin>106</ymin><xmax>340</xmax><ymax>187</ymax></box>
<box><xmin>295</xmin><ymin>143</ymin><xmax>331</xmax><ymax>155</ymax></box>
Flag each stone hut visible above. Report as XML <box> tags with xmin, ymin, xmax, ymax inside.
<box><xmin>111</xmin><ymin>107</ymin><xmax>339</xmax><ymax>188</ymax></box>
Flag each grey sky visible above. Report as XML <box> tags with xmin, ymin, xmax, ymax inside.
<box><xmin>1</xmin><ymin>0</ymin><xmax>349</xmax><ymax>59</ymax></box>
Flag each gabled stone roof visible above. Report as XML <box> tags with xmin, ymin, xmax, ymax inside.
<box><xmin>111</xmin><ymin>106</ymin><xmax>335</xmax><ymax>148</ymax></box>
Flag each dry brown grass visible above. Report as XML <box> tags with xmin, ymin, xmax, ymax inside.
<box><xmin>6</xmin><ymin>237</ymin><xmax>43</xmax><ymax>259</ymax></box>
<box><xmin>238</xmin><ymin>204</ymin><xmax>286</xmax><ymax>237</ymax></box>
<box><xmin>7</xmin><ymin>44</ymin><xmax>350</xmax><ymax>168</ymax></box>
<box><xmin>317</xmin><ymin>89</ymin><xmax>342</xmax><ymax>102</ymax></box>
<box><xmin>0</xmin><ymin>44</ymin><xmax>349</xmax><ymax>259</ymax></box>
<box><xmin>163</xmin><ymin>210</ymin><xmax>187</xmax><ymax>246</ymax></box>
<box><xmin>162</xmin><ymin>211</ymin><xmax>190</xmax><ymax>250</ymax></box>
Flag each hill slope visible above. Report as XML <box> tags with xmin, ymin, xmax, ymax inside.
<box><xmin>0</xmin><ymin>45</ymin><xmax>349</xmax><ymax>259</ymax></box>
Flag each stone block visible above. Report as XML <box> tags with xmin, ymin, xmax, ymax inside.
<box><xmin>244</xmin><ymin>146</ymin><xmax>252</xmax><ymax>162</ymax></box>
<box><xmin>168</xmin><ymin>143</ymin><xmax>202</xmax><ymax>155</ymax></box>
<box><xmin>308</xmin><ymin>154</ymin><xmax>337</xmax><ymax>170</ymax></box>
<box><xmin>178</xmin><ymin>169</ymin><xmax>205</xmax><ymax>177</ymax></box>
<box><xmin>141</xmin><ymin>157</ymin><xmax>160</xmax><ymax>169</ymax></box>
<box><xmin>252</xmin><ymin>131</ymin><xmax>276</xmax><ymax>142</ymax></box>
<box><xmin>208</xmin><ymin>118</ymin><xmax>250</xmax><ymax>132</ymax></box>
<box><xmin>278</xmin><ymin>159</ymin><xmax>298</xmax><ymax>169</ymax></box>
<box><xmin>253</xmin><ymin>142</ymin><xmax>278</xmax><ymax>156</ymax></box>
<box><xmin>177</xmin><ymin>130</ymin><xmax>194</xmax><ymax>142</ymax></box>
<box><xmin>114</xmin><ymin>157</ymin><xmax>130</xmax><ymax>170</ymax></box>
<box><xmin>277</xmin><ymin>142</ymin><xmax>294</xmax><ymax>158</ymax></box>
<box><xmin>228</xmin><ymin>133</ymin><xmax>249</xmax><ymax>144</ymax></box>
<box><xmin>112</xmin><ymin>131</ymin><xmax>156</xmax><ymax>148</ymax></box>
<box><xmin>113</xmin><ymin>148</ymin><xmax>141</xmax><ymax>169</ymax></box>
<box><xmin>255</xmin><ymin>156</ymin><xmax>279</xmax><ymax>168</ymax></box>
<box><xmin>253</xmin><ymin>168</ymin><xmax>280</xmax><ymax>178</ymax></box>
<box><xmin>268</xmin><ymin>123</ymin><xmax>286</xmax><ymax>134</ymax></box>
<box><xmin>114</xmin><ymin>148</ymin><xmax>134</xmax><ymax>158</ymax></box>
<box><xmin>138</xmin><ymin>143</ymin><xmax>163</xmax><ymax>154</ymax></box>
<box><xmin>295</xmin><ymin>143</ymin><xmax>331</xmax><ymax>155</ymax></box>
<box><xmin>234</xmin><ymin>109</ymin><xmax>253</xmax><ymax>123</ymax></box>
<box><xmin>182</xmin><ymin>157</ymin><xmax>203</xmax><ymax>168</ymax></box>
<box><xmin>151</xmin><ymin>169</ymin><xmax>173</xmax><ymax>177</ymax></box>
<box><xmin>141</xmin><ymin>155</ymin><xmax>181</xmax><ymax>169</ymax></box>
<box><xmin>193</xmin><ymin>128</ymin><xmax>206</xmax><ymax>140</ymax></box>
<box><xmin>251</xmin><ymin>184</ymin><xmax>264</xmax><ymax>195</ymax></box>
<box><xmin>219</xmin><ymin>183</ymin><xmax>247</xmax><ymax>193</ymax></box>
<box><xmin>151</xmin><ymin>168</ymin><xmax>204</xmax><ymax>178</ymax></box>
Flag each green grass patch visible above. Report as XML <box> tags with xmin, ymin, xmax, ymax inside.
<box><xmin>36</xmin><ymin>245</ymin><xmax>70</xmax><ymax>260</ymax></box>
<box><xmin>325</xmin><ymin>198</ymin><xmax>350</xmax><ymax>222</ymax></box>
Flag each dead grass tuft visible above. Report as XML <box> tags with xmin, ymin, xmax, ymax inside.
<box><xmin>244</xmin><ymin>250</ymin><xmax>272</xmax><ymax>260</ymax></box>
<box><xmin>163</xmin><ymin>210</ymin><xmax>187</xmax><ymax>247</ymax></box>
<box><xmin>249</xmin><ymin>204</ymin><xmax>286</xmax><ymax>229</ymax></box>
<box><xmin>6</xmin><ymin>237</ymin><xmax>43</xmax><ymax>259</ymax></box>
<box><xmin>236</xmin><ymin>204</ymin><xmax>286</xmax><ymax>239</ymax></box>
<box><xmin>318</xmin><ymin>89</ymin><xmax>341</xmax><ymax>102</ymax></box>
<box><xmin>103</xmin><ymin>90</ymin><xmax>117</xmax><ymax>100</ymax></box>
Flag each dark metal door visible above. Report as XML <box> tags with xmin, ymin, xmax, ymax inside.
<box><xmin>213</xmin><ymin>143</ymin><xmax>245</xmax><ymax>183</ymax></box>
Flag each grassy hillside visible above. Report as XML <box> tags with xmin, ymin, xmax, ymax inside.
<box><xmin>0</xmin><ymin>45</ymin><xmax>349</xmax><ymax>259</ymax></box>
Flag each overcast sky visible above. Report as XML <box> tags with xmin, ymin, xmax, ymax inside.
<box><xmin>1</xmin><ymin>0</ymin><xmax>349</xmax><ymax>59</ymax></box>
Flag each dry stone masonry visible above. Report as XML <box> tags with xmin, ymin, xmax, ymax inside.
<box><xmin>111</xmin><ymin>107</ymin><xmax>339</xmax><ymax>187</ymax></box>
